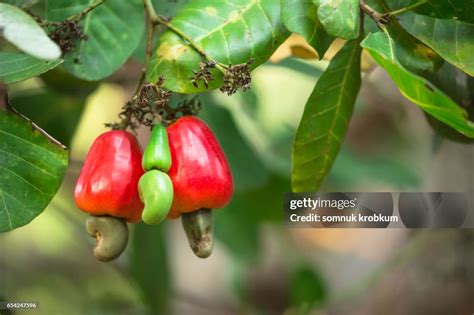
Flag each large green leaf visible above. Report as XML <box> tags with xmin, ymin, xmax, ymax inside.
<box><xmin>399</xmin><ymin>13</ymin><xmax>474</xmax><ymax>76</ymax></box>
<box><xmin>361</xmin><ymin>32</ymin><xmax>474</xmax><ymax>137</ymax></box>
<box><xmin>153</xmin><ymin>0</ymin><xmax>190</xmax><ymax>17</ymax></box>
<box><xmin>292</xmin><ymin>39</ymin><xmax>362</xmax><ymax>192</ymax></box>
<box><xmin>47</xmin><ymin>0</ymin><xmax>144</xmax><ymax>81</ymax></box>
<box><xmin>130</xmin><ymin>223</ymin><xmax>170</xmax><ymax>314</ymax></box>
<box><xmin>364</xmin><ymin>0</ymin><xmax>442</xmax><ymax>73</ymax></box>
<box><xmin>0</xmin><ymin>110</ymin><xmax>68</xmax><ymax>232</ymax></box>
<box><xmin>147</xmin><ymin>0</ymin><xmax>290</xmax><ymax>93</ymax></box>
<box><xmin>0</xmin><ymin>3</ymin><xmax>61</xmax><ymax>60</ymax></box>
<box><xmin>316</xmin><ymin>0</ymin><xmax>359</xmax><ymax>40</ymax></box>
<box><xmin>408</xmin><ymin>0</ymin><xmax>474</xmax><ymax>24</ymax></box>
<box><xmin>423</xmin><ymin>63</ymin><xmax>474</xmax><ymax>143</ymax></box>
<box><xmin>0</xmin><ymin>52</ymin><xmax>62</xmax><ymax>84</ymax></box>
<box><xmin>281</xmin><ymin>0</ymin><xmax>333</xmax><ymax>59</ymax></box>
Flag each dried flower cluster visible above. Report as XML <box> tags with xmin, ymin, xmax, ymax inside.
<box><xmin>105</xmin><ymin>77</ymin><xmax>171</xmax><ymax>131</ymax></box>
<box><xmin>191</xmin><ymin>61</ymin><xmax>216</xmax><ymax>89</ymax></box>
<box><xmin>106</xmin><ymin>77</ymin><xmax>202</xmax><ymax>131</ymax></box>
<box><xmin>219</xmin><ymin>59</ymin><xmax>253</xmax><ymax>96</ymax></box>
<box><xmin>190</xmin><ymin>59</ymin><xmax>254</xmax><ymax>95</ymax></box>
<box><xmin>48</xmin><ymin>20</ymin><xmax>88</xmax><ymax>55</ymax></box>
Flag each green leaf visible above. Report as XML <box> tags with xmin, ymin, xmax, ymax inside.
<box><xmin>408</xmin><ymin>0</ymin><xmax>474</xmax><ymax>24</ymax></box>
<box><xmin>1</xmin><ymin>0</ymin><xmax>37</xmax><ymax>8</ymax></box>
<box><xmin>130</xmin><ymin>223</ymin><xmax>170</xmax><ymax>314</ymax></box>
<box><xmin>153</xmin><ymin>0</ymin><xmax>190</xmax><ymax>17</ymax></box>
<box><xmin>0</xmin><ymin>52</ymin><xmax>62</xmax><ymax>84</ymax></box>
<box><xmin>316</xmin><ymin>0</ymin><xmax>359</xmax><ymax>40</ymax></box>
<box><xmin>281</xmin><ymin>0</ymin><xmax>333</xmax><ymax>59</ymax></box>
<box><xmin>385</xmin><ymin>20</ymin><xmax>443</xmax><ymax>73</ymax></box>
<box><xmin>0</xmin><ymin>110</ymin><xmax>68</xmax><ymax>232</ymax></box>
<box><xmin>147</xmin><ymin>0</ymin><xmax>290</xmax><ymax>93</ymax></box>
<box><xmin>361</xmin><ymin>32</ymin><xmax>474</xmax><ymax>137</ymax></box>
<box><xmin>399</xmin><ymin>13</ymin><xmax>474</xmax><ymax>76</ymax></box>
<box><xmin>363</xmin><ymin>0</ymin><xmax>443</xmax><ymax>73</ymax></box>
<box><xmin>423</xmin><ymin>63</ymin><xmax>474</xmax><ymax>143</ymax></box>
<box><xmin>292</xmin><ymin>39</ymin><xmax>362</xmax><ymax>192</ymax></box>
<box><xmin>0</xmin><ymin>3</ymin><xmax>61</xmax><ymax>60</ymax></box>
<box><xmin>290</xmin><ymin>266</ymin><xmax>327</xmax><ymax>309</ymax></box>
<box><xmin>47</xmin><ymin>0</ymin><xmax>144</xmax><ymax>81</ymax></box>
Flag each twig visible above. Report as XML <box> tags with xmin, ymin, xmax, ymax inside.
<box><xmin>389</xmin><ymin>0</ymin><xmax>427</xmax><ymax>16</ymax></box>
<box><xmin>115</xmin><ymin>0</ymin><xmax>161</xmax><ymax>130</ymax></box>
<box><xmin>66</xmin><ymin>0</ymin><xmax>105</xmax><ymax>21</ymax></box>
<box><xmin>359</xmin><ymin>5</ymin><xmax>365</xmax><ymax>36</ymax></box>
<box><xmin>133</xmin><ymin>0</ymin><xmax>157</xmax><ymax>97</ymax></box>
<box><xmin>360</xmin><ymin>0</ymin><xmax>390</xmax><ymax>28</ymax></box>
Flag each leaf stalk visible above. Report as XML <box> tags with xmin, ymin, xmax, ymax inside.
<box><xmin>66</xmin><ymin>0</ymin><xmax>105</xmax><ymax>21</ymax></box>
<box><xmin>360</xmin><ymin>0</ymin><xmax>390</xmax><ymax>29</ymax></box>
<box><xmin>388</xmin><ymin>0</ymin><xmax>427</xmax><ymax>16</ymax></box>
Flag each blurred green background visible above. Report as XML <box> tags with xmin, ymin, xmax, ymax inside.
<box><xmin>1</xmin><ymin>47</ymin><xmax>473</xmax><ymax>315</ymax></box>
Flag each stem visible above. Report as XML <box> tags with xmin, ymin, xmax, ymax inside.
<box><xmin>116</xmin><ymin>115</ymin><xmax>131</xmax><ymax>131</ymax></box>
<box><xmin>359</xmin><ymin>5</ymin><xmax>365</xmax><ymax>36</ymax></box>
<box><xmin>143</xmin><ymin>0</ymin><xmax>226</xmax><ymax>72</ymax></box>
<box><xmin>143</xmin><ymin>0</ymin><xmax>158</xmax><ymax>19</ymax></box>
<box><xmin>389</xmin><ymin>0</ymin><xmax>427</xmax><ymax>16</ymax></box>
<box><xmin>66</xmin><ymin>0</ymin><xmax>105</xmax><ymax>21</ymax></box>
<box><xmin>360</xmin><ymin>0</ymin><xmax>390</xmax><ymax>28</ymax></box>
<box><xmin>133</xmin><ymin>0</ymin><xmax>157</xmax><ymax>96</ymax></box>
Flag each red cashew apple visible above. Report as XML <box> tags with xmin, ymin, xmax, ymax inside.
<box><xmin>166</xmin><ymin>116</ymin><xmax>234</xmax><ymax>219</ymax></box>
<box><xmin>74</xmin><ymin>130</ymin><xmax>144</xmax><ymax>222</ymax></box>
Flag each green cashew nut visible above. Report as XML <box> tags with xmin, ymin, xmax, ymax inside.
<box><xmin>86</xmin><ymin>215</ymin><xmax>129</xmax><ymax>262</ymax></box>
<box><xmin>138</xmin><ymin>170</ymin><xmax>174</xmax><ymax>225</ymax></box>
<box><xmin>142</xmin><ymin>124</ymin><xmax>172</xmax><ymax>172</ymax></box>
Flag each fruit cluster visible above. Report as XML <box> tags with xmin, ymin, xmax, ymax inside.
<box><xmin>74</xmin><ymin>116</ymin><xmax>233</xmax><ymax>261</ymax></box>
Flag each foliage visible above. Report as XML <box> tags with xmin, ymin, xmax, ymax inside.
<box><xmin>0</xmin><ymin>110</ymin><xmax>68</xmax><ymax>232</ymax></box>
<box><xmin>46</xmin><ymin>0</ymin><xmax>144</xmax><ymax>80</ymax></box>
<box><xmin>0</xmin><ymin>0</ymin><xmax>473</xmax><ymax>312</ymax></box>
<box><xmin>147</xmin><ymin>0</ymin><xmax>289</xmax><ymax>93</ymax></box>
<box><xmin>1</xmin><ymin>0</ymin><xmax>472</xmax><ymax>200</ymax></box>
<box><xmin>0</xmin><ymin>3</ymin><xmax>61</xmax><ymax>60</ymax></box>
<box><xmin>292</xmin><ymin>39</ymin><xmax>362</xmax><ymax>192</ymax></box>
